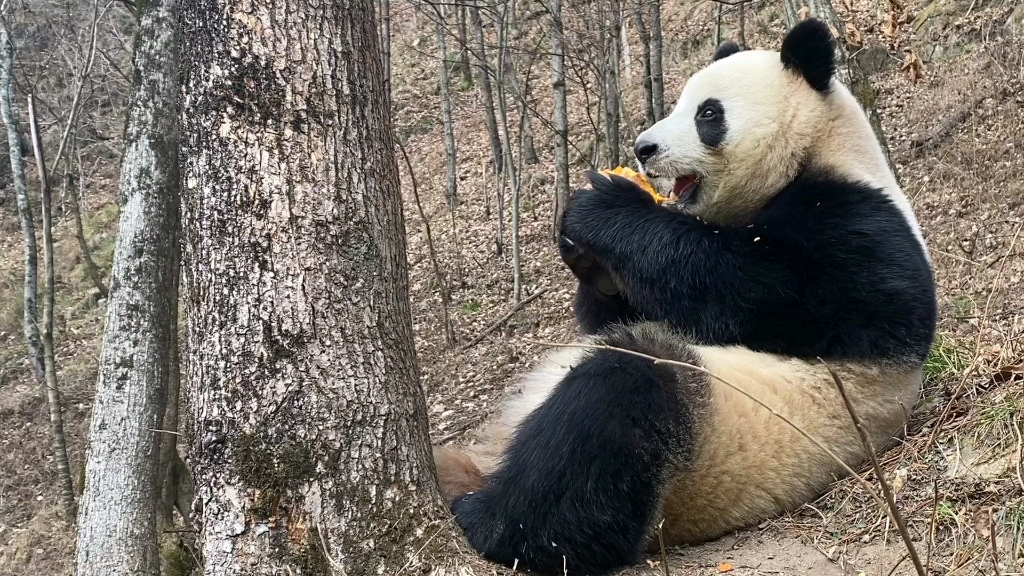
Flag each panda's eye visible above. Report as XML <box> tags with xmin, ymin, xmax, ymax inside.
<box><xmin>698</xmin><ymin>107</ymin><xmax>717</xmax><ymax>119</ymax></box>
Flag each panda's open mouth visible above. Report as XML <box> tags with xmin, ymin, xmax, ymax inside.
<box><xmin>669</xmin><ymin>175</ymin><xmax>700</xmax><ymax>204</ymax></box>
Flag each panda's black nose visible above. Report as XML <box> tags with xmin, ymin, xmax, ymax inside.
<box><xmin>634</xmin><ymin>141</ymin><xmax>658</xmax><ymax>164</ymax></box>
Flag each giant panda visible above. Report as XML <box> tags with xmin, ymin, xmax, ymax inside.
<box><xmin>432</xmin><ymin>18</ymin><xmax>936</xmax><ymax>576</ymax></box>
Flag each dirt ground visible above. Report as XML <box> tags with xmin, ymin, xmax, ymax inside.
<box><xmin>1</xmin><ymin>0</ymin><xmax>1022</xmax><ymax>574</ymax></box>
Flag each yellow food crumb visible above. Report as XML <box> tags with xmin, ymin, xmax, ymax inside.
<box><xmin>599</xmin><ymin>166</ymin><xmax>666</xmax><ymax>204</ymax></box>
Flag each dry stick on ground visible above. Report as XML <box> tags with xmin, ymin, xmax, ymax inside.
<box><xmin>909</xmin><ymin>83</ymin><xmax>1009</xmax><ymax>155</ymax></box>
<box><xmin>27</xmin><ymin>94</ymin><xmax>77</xmax><ymax>522</ymax></box>
<box><xmin>525</xmin><ymin>339</ymin><xmax>925</xmax><ymax>572</ymax></box>
<box><xmin>462</xmin><ymin>287</ymin><xmax>549</xmax><ymax>351</ymax></box>
<box><xmin>823</xmin><ymin>363</ymin><xmax>927</xmax><ymax>576</ymax></box>
<box><xmin>397</xmin><ymin>140</ymin><xmax>456</xmax><ymax>346</ymax></box>
<box><xmin>990</xmin><ymin>515</ymin><xmax>1002</xmax><ymax>576</ymax></box>
<box><xmin>926</xmin><ymin>476</ymin><xmax>938</xmax><ymax>574</ymax></box>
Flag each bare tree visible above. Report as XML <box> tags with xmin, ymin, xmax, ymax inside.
<box><xmin>468</xmin><ymin>2</ymin><xmax>504</xmax><ymax>175</ymax></box>
<box><xmin>550</xmin><ymin>0</ymin><xmax>570</xmax><ymax>239</ymax></box>
<box><xmin>436</xmin><ymin>5</ymin><xmax>459</xmax><ymax>208</ymax></box>
<box><xmin>456</xmin><ymin>5</ymin><xmax>473</xmax><ymax>88</ymax></box>
<box><xmin>602</xmin><ymin>0</ymin><xmax>622</xmax><ymax>166</ymax></box>
<box><xmin>648</xmin><ymin>0</ymin><xmax>664</xmax><ymax>120</ymax></box>
<box><xmin>73</xmin><ymin>0</ymin><xmax>181</xmax><ymax>572</ymax></box>
<box><xmin>782</xmin><ymin>0</ymin><xmax>897</xmax><ymax>174</ymax></box>
<box><xmin>492</xmin><ymin>0</ymin><xmax>523</xmax><ymax>298</ymax></box>
<box><xmin>179</xmin><ymin>0</ymin><xmax>458</xmax><ymax>571</ymax></box>
<box><xmin>634</xmin><ymin>0</ymin><xmax>656</xmax><ymax>127</ymax></box>
<box><xmin>0</xmin><ymin>20</ymin><xmax>42</xmax><ymax>381</ymax></box>
<box><xmin>65</xmin><ymin>149</ymin><xmax>108</xmax><ymax>298</ymax></box>
<box><xmin>27</xmin><ymin>94</ymin><xmax>77</xmax><ymax>523</ymax></box>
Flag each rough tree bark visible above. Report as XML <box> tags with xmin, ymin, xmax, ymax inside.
<box><xmin>0</xmin><ymin>21</ymin><xmax>43</xmax><ymax>381</ymax></box>
<box><xmin>468</xmin><ymin>3</ymin><xmax>504</xmax><ymax>175</ymax></box>
<box><xmin>783</xmin><ymin>0</ymin><xmax>897</xmax><ymax>176</ymax></box>
<box><xmin>456</xmin><ymin>5</ymin><xmax>473</xmax><ymax>88</ymax></box>
<box><xmin>179</xmin><ymin>0</ymin><xmax>457</xmax><ymax>572</ymax></box>
<box><xmin>436</xmin><ymin>6</ymin><xmax>459</xmax><ymax>208</ymax></box>
<box><xmin>73</xmin><ymin>0</ymin><xmax>181</xmax><ymax>572</ymax></box>
<box><xmin>602</xmin><ymin>0</ymin><xmax>622</xmax><ymax>166</ymax></box>
<box><xmin>27</xmin><ymin>94</ymin><xmax>77</xmax><ymax>523</ymax></box>
<box><xmin>550</xmin><ymin>0</ymin><xmax>570</xmax><ymax>239</ymax></box>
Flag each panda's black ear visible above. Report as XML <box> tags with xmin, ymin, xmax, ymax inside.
<box><xmin>780</xmin><ymin>18</ymin><xmax>836</xmax><ymax>93</ymax></box>
<box><xmin>712</xmin><ymin>41</ymin><xmax>742</xmax><ymax>62</ymax></box>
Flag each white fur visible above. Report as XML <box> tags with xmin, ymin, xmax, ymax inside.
<box><xmin>460</xmin><ymin>345</ymin><xmax>590</xmax><ymax>474</ymax></box>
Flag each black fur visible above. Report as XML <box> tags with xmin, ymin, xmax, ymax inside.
<box><xmin>451</xmin><ymin>337</ymin><xmax>701</xmax><ymax>576</ymax></box>
<box><xmin>712</xmin><ymin>40</ymin><xmax>743</xmax><ymax>62</ymax></box>
<box><xmin>780</xmin><ymin>19</ymin><xmax>836</xmax><ymax>92</ymax></box>
<box><xmin>695</xmin><ymin>98</ymin><xmax>727</xmax><ymax>148</ymax></box>
<box><xmin>561</xmin><ymin>171</ymin><xmax>937</xmax><ymax>364</ymax></box>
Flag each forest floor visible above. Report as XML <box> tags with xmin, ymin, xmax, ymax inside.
<box><xmin>1</xmin><ymin>0</ymin><xmax>1023</xmax><ymax>575</ymax></box>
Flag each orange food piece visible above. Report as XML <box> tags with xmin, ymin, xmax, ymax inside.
<box><xmin>717</xmin><ymin>563</ymin><xmax>735</xmax><ymax>573</ymax></box>
<box><xmin>599</xmin><ymin>166</ymin><xmax>666</xmax><ymax>204</ymax></box>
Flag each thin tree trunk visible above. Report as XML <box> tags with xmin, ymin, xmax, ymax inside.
<box><xmin>66</xmin><ymin>151</ymin><xmax>108</xmax><ymax>298</ymax></box>
<box><xmin>0</xmin><ymin>22</ymin><xmax>42</xmax><ymax>381</ymax></box>
<box><xmin>456</xmin><ymin>5</ymin><xmax>473</xmax><ymax>88</ymax></box>
<box><xmin>73</xmin><ymin>0</ymin><xmax>180</xmax><ymax>572</ymax></box>
<box><xmin>782</xmin><ymin>0</ymin><xmax>898</xmax><ymax>178</ymax></box>
<box><xmin>437</xmin><ymin>9</ymin><xmax>459</xmax><ymax>208</ymax></box>
<box><xmin>649</xmin><ymin>0</ymin><xmax>664</xmax><ymax>120</ymax></box>
<box><xmin>179</xmin><ymin>0</ymin><xmax>456</xmax><ymax>571</ymax></box>
<box><xmin>494</xmin><ymin>0</ymin><xmax>522</xmax><ymax>298</ymax></box>
<box><xmin>550</xmin><ymin>0</ymin><xmax>570</xmax><ymax>240</ymax></box>
<box><xmin>604</xmin><ymin>0</ymin><xmax>622</xmax><ymax>166</ymax></box>
<box><xmin>469</xmin><ymin>3</ymin><xmax>504</xmax><ymax>175</ymax></box>
<box><xmin>27</xmin><ymin>94</ymin><xmax>77</xmax><ymax>523</ymax></box>
<box><xmin>504</xmin><ymin>2</ymin><xmax>538</xmax><ymax>166</ymax></box>
<box><xmin>634</xmin><ymin>0</ymin><xmax>655</xmax><ymax>127</ymax></box>
<box><xmin>738</xmin><ymin>0</ymin><xmax>747</xmax><ymax>48</ymax></box>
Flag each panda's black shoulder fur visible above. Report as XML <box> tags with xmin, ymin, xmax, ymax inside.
<box><xmin>560</xmin><ymin>170</ymin><xmax>937</xmax><ymax>363</ymax></box>
<box><xmin>712</xmin><ymin>40</ymin><xmax>743</xmax><ymax>62</ymax></box>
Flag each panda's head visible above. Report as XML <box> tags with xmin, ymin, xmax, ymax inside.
<box><xmin>634</xmin><ymin>19</ymin><xmax>895</xmax><ymax>225</ymax></box>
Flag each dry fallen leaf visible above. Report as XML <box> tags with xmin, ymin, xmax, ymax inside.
<box><xmin>902</xmin><ymin>49</ymin><xmax>924</xmax><ymax>83</ymax></box>
<box><xmin>718</xmin><ymin>563</ymin><xmax>735</xmax><ymax>573</ymax></box>
<box><xmin>846</xmin><ymin>22</ymin><xmax>863</xmax><ymax>46</ymax></box>
<box><xmin>797</xmin><ymin>6</ymin><xmax>811</xmax><ymax>21</ymax></box>
<box><xmin>991</xmin><ymin>364</ymin><xmax>1024</xmax><ymax>383</ymax></box>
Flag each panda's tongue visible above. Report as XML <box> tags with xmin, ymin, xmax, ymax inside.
<box><xmin>671</xmin><ymin>175</ymin><xmax>699</xmax><ymax>203</ymax></box>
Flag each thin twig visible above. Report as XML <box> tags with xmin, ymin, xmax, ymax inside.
<box><xmin>823</xmin><ymin>363</ymin><xmax>926</xmax><ymax>576</ymax></box>
<box><xmin>926</xmin><ymin>477</ymin><xmax>938</xmax><ymax>574</ymax></box>
<box><xmin>461</xmin><ymin>287</ymin><xmax>548</xmax><ymax>351</ymax></box>
<box><xmin>396</xmin><ymin>139</ymin><xmax>456</xmax><ymax>346</ymax></box>
<box><xmin>991</xmin><ymin>514</ymin><xmax>1002</xmax><ymax>576</ymax></box>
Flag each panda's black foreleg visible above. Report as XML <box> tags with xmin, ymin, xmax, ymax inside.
<box><xmin>451</xmin><ymin>344</ymin><xmax>696</xmax><ymax>576</ymax></box>
<box><xmin>559</xmin><ymin>234</ymin><xmax>643</xmax><ymax>334</ymax></box>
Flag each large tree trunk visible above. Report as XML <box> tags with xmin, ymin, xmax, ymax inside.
<box><xmin>73</xmin><ymin>0</ymin><xmax>181</xmax><ymax>573</ymax></box>
<box><xmin>179</xmin><ymin>0</ymin><xmax>453</xmax><ymax>572</ymax></box>
<box><xmin>783</xmin><ymin>0</ymin><xmax>897</xmax><ymax>177</ymax></box>
<box><xmin>0</xmin><ymin>21</ymin><xmax>43</xmax><ymax>381</ymax></box>
<box><xmin>550</xmin><ymin>0</ymin><xmax>570</xmax><ymax>240</ymax></box>
<box><xmin>27</xmin><ymin>94</ymin><xmax>77</xmax><ymax>523</ymax></box>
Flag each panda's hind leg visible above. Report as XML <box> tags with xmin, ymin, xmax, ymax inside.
<box><xmin>451</xmin><ymin>325</ymin><xmax>703</xmax><ymax>575</ymax></box>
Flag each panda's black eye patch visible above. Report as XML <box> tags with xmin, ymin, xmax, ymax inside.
<box><xmin>695</xmin><ymin>98</ymin><xmax>726</xmax><ymax>148</ymax></box>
